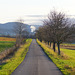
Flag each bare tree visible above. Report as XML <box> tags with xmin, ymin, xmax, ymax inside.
<box><xmin>13</xmin><ymin>19</ymin><xmax>27</xmax><ymax>47</ymax></box>
<box><xmin>36</xmin><ymin>10</ymin><xmax>75</xmax><ymax>55</ymax></box>
<box><xmin>36</xmin><ymin>26</ymin><xmax>43</xmax><ymax>42</ymax></box>
<box><xmin>46</xmin><ymin>11</ymin><xmax>72</xmax><ymax>54</ymax></box>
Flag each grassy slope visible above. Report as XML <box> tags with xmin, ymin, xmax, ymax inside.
<box><xmin>37</xmin><ymin>39</ymin><xmax>75</xmax><ymax>75</ymax></box>
<box><xmin>0</xmin><ymin>42</ymin><xmax>15</xmax><ymax>52</ymax></box>
<box><xmin>0</xmin><ymin>37</ymin><xmax>16</xmax><ymax>53</ymax></box>
<box><xmin>61</xmin><ymin>48</ymin><xmax>75</xmax><ymax>59</ymax></box>
<box><xmin>0</xmin><ymin>39</ymin><xmax>32</xmax><ymax>75</ymax></box>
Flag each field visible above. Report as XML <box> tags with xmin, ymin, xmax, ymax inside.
<box><xmin>60</xmin><ymin>43</ymin><xmax>75</xmax><ymax>50</ymax></box>
<box><xmin>0</xmin><ymin>37</ymin><xmax>16</xmax><ymax>41</ymax></box>
<box><xmin>0</xmin><ymin>39</ymin><xmax>32</xmax><ymax>75</ymax></box>
<box><xmin>37</xmin><ymin>39</ymin><xmax>75</xmax><ymax>75</ymax></box>
<box><xmin>0</xmin><ymin>37</ymin><xmax>16</xmax><ymax>53</ymax></box>
<box><xmin>0</xmin><ymin>37</ymin><xmax>32</xmax><ymax>75</ymax></box>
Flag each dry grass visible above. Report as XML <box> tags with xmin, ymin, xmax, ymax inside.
<box><xmin>0</xmin><ymin>46</ymin><xmax>17</xmax><ymax>60</ymax></box>
<box><xmin>60</xmin><ymin>43</ymin><xmax>75</xmax><ymax>50</ymax></box>
<box><xmin>0</xmin><ymin>37</ymin><xmax>16</xmax><ymax>42</ymax></box>
<box><xmin>0</xmin><ymin>39</ymin><xmax>32</xmax><ymax>75</ymax></box>
<box><xmin>37</xmin><ymin>39</ymin><xmax>75</xmax><ymax>75</ymax></box>
<box><xmin>0</xmin><ymin>37</ymin><xmax>16</xmax><ymax>61</ymax></box>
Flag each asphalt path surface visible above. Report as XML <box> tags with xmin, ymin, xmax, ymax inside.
<box><xmin>11</xmin><ymin>39</ymin><xmax>62</xmax><ymax>75</ymax></box>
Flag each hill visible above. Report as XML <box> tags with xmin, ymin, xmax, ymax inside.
<box><xmin>0</xmin><ymin>22</ymin><xmax>31</xmax><ymax>36</ymax></box>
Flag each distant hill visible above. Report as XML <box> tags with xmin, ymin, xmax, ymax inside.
<box><xmin>69</xmin><ymin>18</ymin><xmax>75</xmax><ymax>24</ymax></box>
<box><xmin>0</xmin><ymin>22</ymin><xmax>31</xmax><ymax>36</ymax></box>
<box><xmin>0</xmin><ymin>22</ymin><xmax>42</xmax><ymax>36</ymax></box>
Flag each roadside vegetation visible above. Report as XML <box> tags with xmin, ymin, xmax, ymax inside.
<box><xmin>36</xmin><ymin>10</ymin><xmax>75</xmax><ymax>55</ymax></box>
<box><xmin>0</xmin><ymin>19</ymin><xmax>32</xmax><ymax>75</ymax></box>
<box><xmin>0</xmin><ymin>39</ymin><xmax>32</xmax><ymax>75</ymax></box>
<box><xmin>36</xmin><ymin>10</ymin><xmax>75</xmax><ymax>75</ymax></box>
<box><xmin>0</xmin><ymin>37</ymin><xmax>16</xmax><ymax>60</ymax></box>
<box><xmin>0</xmin><ymin>19</ymin><xmax>30</xmax><ymax>60</ymax></box>
<box><xmin>0</xmin><ymin>42</ymin><xmax>15</xmax><ymax>53</ymax></box>
<box><xmin>37</xmin><ymin>39</ymin><xmax>75</xmax><ymax>75</ymax></box>
<box><xmin>0</xmin><ymin>37</ymin><xmax>16</xmax><ymax>52</ymax></box>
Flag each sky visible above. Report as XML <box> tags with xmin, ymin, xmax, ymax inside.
<box><xmin>0</xmin><ymin>0</ymin><xmax>75</xmax><ymax>25</ymax></box>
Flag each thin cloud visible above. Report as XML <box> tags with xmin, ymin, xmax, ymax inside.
<box><xmin>24</xmin><ymin>19</ymin><xmax>43</xmax><ymax>22</ymax></box>
<box><xmin>25</xmin><ymin>15</ymin><xmax>47</xmax><ymax>17</ymax></box>
<box><xmin>67</xmin><ymin>15</ymin><xmax>75</xmax><ymax>17</ymax></box>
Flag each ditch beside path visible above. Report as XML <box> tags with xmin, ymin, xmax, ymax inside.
<box><xmin>11</xmin><ymin>39</ymin><xmax>62</xmax><ymax>75</ymax></box>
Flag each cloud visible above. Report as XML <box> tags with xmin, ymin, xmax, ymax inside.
<box><xmin>24</xmin><ymin>19</ymin><xmax>43</xmax><ymax>22</ymax></box>
<box><xmin>23</xmin><ymin>15</ymin><xmax>47</xmax><ymax>25</ymax></box>
<box><xmin>68</xmin><ymin>15</ymin><xmax>75</xmax><ymax>17</ymax></box>
<box><xmin>30</xmin><ymin>26</ymin><xmax>36</xmax><ymax>32</ymax></box>
<box><xmin>25</xmin><ymin>15</ymin><xmax>47</xmax><ymax>17</ymax></box>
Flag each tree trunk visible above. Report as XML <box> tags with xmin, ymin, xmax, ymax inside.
<box><xmin>50</xmin><ymin>42</ymin><xmax>51</xmax><ymax>47</ymax></box>
<box><xmin>53</xmin><ymin>42</ymin><xmax>55</xmax><ymax>52</ymax></box>
<box><xmin>48</xmin><ymin>41</ymin><xmax>49</xmax><ymax>45</ymax></box>
<box><xmin>40</xmin><ymin>39</ymin><xmax>42</xmax><ymax>42</ymax></box>
<box><xmin>57</xmin><ymin>42</ymin><xmax>60</xmax><ymax>55</ymax></box>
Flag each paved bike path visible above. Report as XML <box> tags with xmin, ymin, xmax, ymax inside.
<box><xmin>11</xmin><ymin>39</ymin><xmax>62</xmax><ymax>75</ymax></box>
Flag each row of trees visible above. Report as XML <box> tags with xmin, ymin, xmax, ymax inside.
<box><xmin>36</xmin><ymin>10</ymin><xmax>75</xmax><ymax>55</ymax></box>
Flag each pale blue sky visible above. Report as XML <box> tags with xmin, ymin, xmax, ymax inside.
<box><xmin>0</xmin><ymin>0</ymin><xmax>75</xmax><ymax>25</ymax></box>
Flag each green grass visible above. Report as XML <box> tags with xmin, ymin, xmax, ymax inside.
<box><xmin>0</xmin><ymin>41</ymin><xmax>15</xmax><ymax>52</ymax></box>
<box><xmin>61</xmin><ymin>48</ymin><xmax>75</xmax><ymax>59</ymax></box>
<box><xmin>37</xmin><ymin>39</ymin><xmax>75</xmax><ymax>75</ymax></box>
<box><xmin>0</xmin><ymin>39</ymin><xmax>32</xmax><ymax>75</ymax></box>
<box><xmin>61</xmin><ymin>43</ymin><xmax>75</xmax><ymax>46</ymax></box>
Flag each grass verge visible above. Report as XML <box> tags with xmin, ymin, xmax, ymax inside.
<box><xmin>0</xmin><ymin>39</ymin><xmax>32</xmax><ymax>75</ymax></box>
<box><xmin>37</xmin><ymin>39</ymin><xmax>75</xmax><ymax>75</ymax></box>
